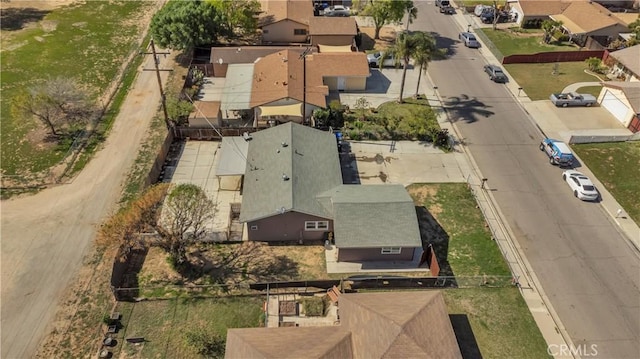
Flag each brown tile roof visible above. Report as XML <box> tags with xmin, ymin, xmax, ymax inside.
<box><xmin>225</xmin><ymin>291</ymin><xmax>462</xmax><ymax>359</ymax></box>
<box><xmin>189</xmin><ymin>101</ymin><xmax>220</xmax><ymax>119</ymax></box>
<box><xmin>306</xmin><ymin>52</ymin><xmax>370</xmax><ymax>77</ymax></box>
<box><xmin>308</xmin><ymin>17</ymin><xmax>357</xmax><ymax>36</ymax></box>
<box><xmin>552</xmin><ymin>1</ymin><xmax>625</xmax><ymax>33</ymax></box>
<box><xmin>250</xmin><ymin>49</ymin><xmax>328</xmax><ymax>108</ymax></box>
<box><xmin>210</xmin><ymin>46</ymin><xmax>313</xmax><ymax>65</ymax></box>
<box><xmin>517</xmin><ymin>0</ymin><xmax>572</xmax><ymax>16</ymax></box>
<box><xmin>259</xmin><ymin>0</ymin><xmax>313</xmax><ymax>26</ymax></box>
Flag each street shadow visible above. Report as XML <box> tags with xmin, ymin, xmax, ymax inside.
<box><xmin>415</xmin><ymin>206</ymin><xmax>457</xmax><ymax>285</ymax></box>
<box><xmin>365</xmin><ymin>69</ymin><xmax>392</xmax><ymax>93</ymax></box>
<box><xmin>443</xmin><ymin>94</ymin><xmax>494</xmax><ymax>123</ymax></box>
<box><xmin>449</xmin><ymin>314</ymin><xmax>483</xmax><ymax>359</ymax></box>
<box><xmin>0</xmin><ymin>7</ymin><xmax>50</xmax><ymax>31</ymax></box>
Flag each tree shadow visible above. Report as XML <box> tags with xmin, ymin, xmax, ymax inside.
<box><xmin>192</xmin><ymin>243</ymin><xmax>300</xmax><ymax>284</ymax></box>
<box><xmin>415</xmin><ymin>206</ymin><xmax>457</xmax><ymax>286</ymax></box>
<box><xmin>430</xmin><ymin>32</ymin><xmax>458</xmax><ymax>60</ymax></box>
<box><xmin>443</xmin><ymin>94</ymin><xmax>494</xmax><ymax>124</ymax></box>
<box><xmin>449</xmin><ymin>314</ymin><xmax>483</xmax><ymax>359</ymax></box>
<box><xmin>0</xmin><ymin>7</ymin><xmax>50</xmax><ymax>31</ymax></box>
<box><xmin>365</xmin><ymin>69</ymin><xmax>392</xmax><ymax>93</ymax></box>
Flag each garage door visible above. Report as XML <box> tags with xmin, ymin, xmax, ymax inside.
<box><xmin>601</xmin><ymin>90</ymin><xmax>629</xmax><ymax>123</ymax></box>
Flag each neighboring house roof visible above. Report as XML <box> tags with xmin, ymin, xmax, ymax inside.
<box><xmin>318</xmin><ymin>185</ymin><xmax>422</xmax><ymax>248</ymax></box>
<box><xmin>189</xmin><ymin>101</ymin><xmax>220</xmax><ymax>121</ymax></box>
<box><xmin>225</xmin><ymin>291</ymin><xmax>462</xmax><ymax>359</ymax></box>
<box><xmin>239</xmin><ymin>122</ymin><xmax>343</xmax><ymax>222</ymax></box>
<box><xmin>307</xmin><ymin>52</ymin><xmax>371</xmax><ymax>78</ymax></box>
<box><xmin>258</xmin><ymin>0</ymin><xmax>313</xmax><ymax>27</ymax></box>
<box><xmin>251</xmin><ymin>49</ymin><xmax>328</xmax><ymax>108</ymax></box>
<box><xmin>215</xmin><ymin>137</ymin><xmax>249</xmax><ymax>177</ymax></box>
<box><xmin>210</xmin><ymin>46</ymin><xmax>312</xmax><ymax>65</ymax></box>
<box><xmin>221</xmin><ymin>64</ymin><xmax>254</xmax><ymax>111</ymax></box>
<box><xmin>609</xmin><ymin>45</ymin><xmax>640</xmax><ymax>78</ymax></box>
<box><xmin>551</xmin><ymin>1</ymin><xmax>626</xmax><ymax>34</ymax></box>
<box><xmin>602</xmin><ymin>81</ymin><xmax>640</xmax><ymax>114</ymax></box>
<box><xmin>517</xmin><ymin>0</ymin><xmax>571</xmax><ymax>17</ymax></box>
<box><xmin>308</xmin><ymin>17</ymin><xmax>357</xmax><ymax>36</ymax></box>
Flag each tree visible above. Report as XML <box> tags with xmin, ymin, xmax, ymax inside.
<box><xmin>150</xmin><ymin>0</ymin><xmax>224</xmax><ymax>50</ymax></box>
<box><xmin>384</xmin><ymin>31</ymin><xmax>441</xmax><ymax>103</ymax></box>
<box><xmin>206</xmin><ymin>0</ymin><xmax>260</xmax><ymax>37</ymax></box>
<box><xmin>626</xmin><ymin>18</ymin><xmax>640</xmax><ymax>46</ymax></box>
<box><xmin>11</xmin><ymin>77</ymin><xmax>96</xmax><ymax>137</ymax></box>
<box><xmin>585</xmin><ymin>57</ymin><xmax>603</xmax><ymax>73</ymax></box>
<box><xmin>353</xmin><ymin>96</ymin><xmax>371</xmax><ymax>121</ymax></box>
<box><xmin>155</xmin><ymin>184</ymin><xmax>215</xmax><ymax>266</ymax></box>
<box><xmin>541</xmin><ymin>19</ymin><xmax>563</xmax><ymax>44</ymax></box>
<box><xmin>184</xmin><ymin>328</ymin><xmax>225</xmax><ymax>358</ymax></box>
<box><xmin>410</xmin><ymin>32</ymin><xmax>443</xmax><ymax>98</ymax></box>
<box><xmin>97</xmin><ymin>184</ymin><xmax>170</xmax><ymax>260</ymax></box>
<box><xmin>362</xmin><ymin>0</ymin><xmax>414</xmax><ymax>39</ymax></box>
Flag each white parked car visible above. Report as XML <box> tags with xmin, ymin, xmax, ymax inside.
<box><xmin>562</xmin><ymin>170</ymin><xmax>599</xmax><ymax>201</ymax></box>
<box><xmin>324</xmin><ymin>5</ymin><xmax>350</xmax><ymax>17</ymax></box>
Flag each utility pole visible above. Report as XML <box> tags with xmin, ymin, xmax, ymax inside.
<box><xmin>141</xmin><ymin>39</ymin><xmax>173</xmax><ymax>134</ymax></box>
<box><xmin>299</xmin><ymin>47</ymin><xmax>312</xmax><ymax>125</ymax></box>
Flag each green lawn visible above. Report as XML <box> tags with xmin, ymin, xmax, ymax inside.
<box><xmin>112</xmin><ymin>297</ymin><xmax>263</xmax><ymax>358</ymax></box>
<box><xmin>572</xmin><ymin>141</ymin><xmax>640</xmax><ymax>224</ymax></box>
<box><xmin>479</xmin><ymin>28</ymin><xmax>578</xmax><ymax>57</ymax></box>
<box><xmin>408</xmin><ymin>183</ymin><xmax>511</xmax><ymax>277</ymax></box>
<box><xmin>444</xmin><ymin>287</ymin><xmax>551</xmax><ymax>359</ymax></box>
<box><xmin>0</xmin><ymin>1</ymin><xmax>154</xmax><ymax>175</ymax></box>
<box><xmin>504</xmin><ymin>62</ymin><xmax>602</xmax><ymax>100</ymax></box>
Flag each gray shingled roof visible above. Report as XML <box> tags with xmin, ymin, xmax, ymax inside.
<box><xmin>239</xmin><ymin>122</ymin><xmax>343</xmax><ymax>222</ymax></box>
<box><xmin>319</xmin><ymin>184</ymin><xmax>422</xmax><ymax>248</ymax></box>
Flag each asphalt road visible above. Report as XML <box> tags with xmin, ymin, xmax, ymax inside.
<box><xmin>412</xmin><ymin>2</ymin><xmax>640</xmax><ymax>358</ymax></box>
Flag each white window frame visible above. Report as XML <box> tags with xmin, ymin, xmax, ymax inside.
<box><xmin>381</xmin><ymin>247</ymin><xmax>402</xmax><ymax>255</ymax></box>
<box><xmin>304</xmin><ymin>221</ymin><xmax>329</xmax><ymax>231</ymax></box>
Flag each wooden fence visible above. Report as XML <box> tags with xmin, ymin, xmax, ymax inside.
<box><xmin>502</xmin><ymin>50</ymin><xmax>605</xmax><ymax>64</ymax></box>
<box><xmin>174</xmin><ymin>126</ymin><xmax>260</xmax><ymax>140</ymax></box>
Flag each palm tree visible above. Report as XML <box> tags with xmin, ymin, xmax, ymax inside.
<box><xmin>410</xmin><ymin>32</ymin><xmax>442</xmax><ymax>98</ymax></box>
<box><xmin>384</xmin><ymin>31</ymin><xmax>441</xmax><ymax>103</ymax></box>
<box><xmin>541</xmin><ymin>19</ymin><xmax>563</xmax><ymax>44</ymax></box>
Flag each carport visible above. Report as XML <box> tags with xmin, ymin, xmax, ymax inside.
<box><xmin>215</xmin><ymin>137</ymin><xmax>248</xmax><ymax>191</ymax></box>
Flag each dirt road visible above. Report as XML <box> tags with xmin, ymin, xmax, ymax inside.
<box><xmin>0</xmin><ymin>49</ymin><xmax>175</xmax><ymax>358</ymax></box>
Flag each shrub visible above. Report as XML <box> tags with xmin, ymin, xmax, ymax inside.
<box><xmin>300</xmin><ymin>296</ymin><xmax>325</xmax><ymax>316</ymax></box>
<box><xmin>184</xmin><ymin>328</ymin><xmax>225</xmax><ymax>358</ymax></box>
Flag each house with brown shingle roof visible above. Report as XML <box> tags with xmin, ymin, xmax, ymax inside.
<box><xmin>512</xmin><ymin>0</ymin><xmax>572</xmax><ymax>26</ymax></box>
<box><xmin>550</xmin><ymin>1</ymin><xmax>630</xmax><ymax>46</ymax></box>
<box><xmin>259</xmin><ymin>0</ymin><xmax>314</xmax><ymax>44</ymax></box>
<box><xmin>225</xmin><ymin>290</ymin><xmax>463</xmax><ymax>359</ymax></box>
<box><xmin>308</xmin><ymin>16</ymin><xmax>358</xmax><ymax>47</ymax></box>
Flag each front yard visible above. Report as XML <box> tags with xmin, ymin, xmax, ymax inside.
<box><xmin>572</xmin><ymin>141</ymin><xmax>640</xmax><ymax>224</ymax></box>
<box><xmin>479</xmin><ymin>28</ymin><xmax>579</xmax><ymax>57</ymax></box>
<box><xmin>504</xmin><ymin>62</ymin><xmax>603</xmax><ymax>100</ymax></box>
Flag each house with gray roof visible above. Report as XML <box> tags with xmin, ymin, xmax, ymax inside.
<box><xmin>239</xmin><ymin>122</ymin><xmax>422</xmax><ymax>262</ymax></box>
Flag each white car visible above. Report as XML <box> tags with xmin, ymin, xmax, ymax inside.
<box><xmin>366</xmin><ymin>51</ymin><xmax>403</xmax><ymax>68</ymax></box>
<box><xmin>562</xmin><ymin>170</ymin><xmax>599</xmax><ymax>201</ymax></box>
<box><xmin>324</xmin><ymin>5</ymin><xmax>350</xmax><ymax>17</ymax></box>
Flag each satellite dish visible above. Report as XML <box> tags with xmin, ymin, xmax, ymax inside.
<box><xmin>218</xmin><ymin>58</ymin><xmax>223</xmax><ymax>64</ymax></box>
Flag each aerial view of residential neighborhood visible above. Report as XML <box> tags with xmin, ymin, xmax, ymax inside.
<box><xmin>2</xmin><ymin>0</ymin><xmax>640</xmax><ymax>358</ymax></box>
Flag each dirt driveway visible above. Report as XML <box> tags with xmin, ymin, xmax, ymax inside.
<box><xmin>0</xmin><ymin>21</ymin><xmax>173</xmax><ymax>359</ymax></box>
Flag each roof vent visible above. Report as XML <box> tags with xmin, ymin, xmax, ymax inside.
<box><xmin>282</xmin><ymin>174</ymin><xmax>290</xmax><ymax>181</ymax></box>
<box><xmin>243</xmin><ymin>132</ymin><xmax>253</xmax><ymax>141</ymax></box>
<box><xmin>281</xmin><ymin>141</ymin><xmax>288</xmax><ymax>147</ymax></box>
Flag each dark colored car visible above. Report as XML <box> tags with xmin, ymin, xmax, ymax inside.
<box><xmin>483</xmin><ymin>65</ymin><xmax>508</xmax><ymax>83</ymax></box>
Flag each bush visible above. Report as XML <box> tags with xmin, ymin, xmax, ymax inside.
<box><xmin>184</xmin><ymin>328</ymin><xmax>225</xmax><ymax>358</ymax></box>
<box><xmin>300</xmin><ymin>296</ymin><xmax>325</xmax><ymax>316</ymax></box>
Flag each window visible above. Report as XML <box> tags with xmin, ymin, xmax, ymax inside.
<box><xmin>381</xmin><ymin>247</ymin><xmax>402</xmax><ymax>255</ymax></box>
<box><xmin>250</xmin><ymin>225</ymin><xmax>258</xmax><ymax>230</ymax></box>
<box><xmin>263</xmin><ymin>29</ymin><xmax>269</xmax><ymax>34</ymax></box>
<box><xmin>294</xmin><ymin>28</ymin><xmax>307</xmax><ymax>35</ymax></box>
<box><xmin>305</xmin><ymin>221</ymin><xmax>329</xmax><ymax>231</ymax></box>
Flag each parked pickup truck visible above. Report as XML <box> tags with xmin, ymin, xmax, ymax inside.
<box><xmin>549</xmin><ymin>92</ymin><xmax>597</xmax><ymax>107</ymax></box>
<box><xmin>540</xmin><ymin>138</ymin><xmax>575</xmax><ymax>167</ymax></box>
<box><xmin>436</xmin><ymin>0</ymin><xmax>455</xmax><ymax>14</ymax></box>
